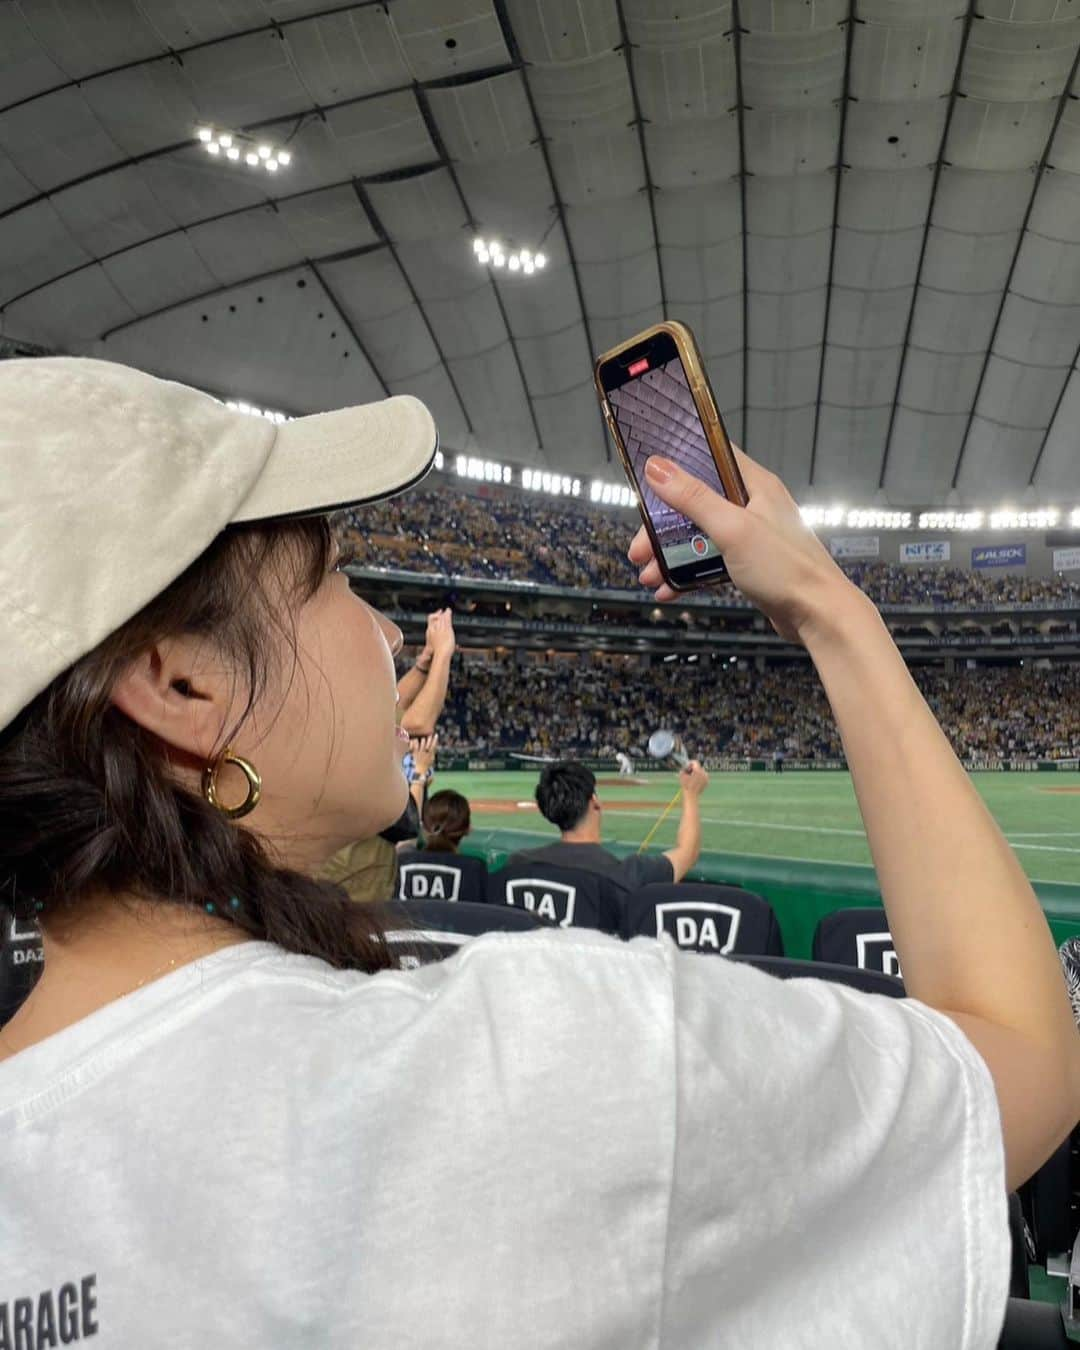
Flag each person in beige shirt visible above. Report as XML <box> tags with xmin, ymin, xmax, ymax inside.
<box><xmin>318</xmin><ymin>610</ymin><xmax>454</xmax><ymax>902</ymax></box>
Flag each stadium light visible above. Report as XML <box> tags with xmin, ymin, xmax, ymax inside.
<box><xmin>454</xmin><ymin>454</ymin><xmax>512</xmax><ymax>484</ymax></box>
<box><xmin>472</xmin><ymin>236</ymin><xmax>546</xmax><ymax>278</ymax></box>
<box><xmin>197</xmin><ymin>125</ymin><xmax>292</xmax><ymax>173</ymax></box>
<box><xmin>989</xmin><ymin>508</ymin><xmax>1059</xmax><ymax>530</ymax></box>
<box><xmin>589</xmin><ymin>479</ymin><xmax>637</xmax><ymax>508</ymax></box>
<box><xmin>523</xmin><ymin>468</ymin><xmax>581</xmax><ymax>497</ymax></box>
<box><xmin>225</xmin><ymin>399</ymin><xmax>290</xmax><ymax>425</ymax></box>
<box><xmin>1073</xmin><ymin>508</ymin><xmax>1080</xmax><ymax>528</ymax></box>
<box><xmin>799</xmin><ymin>506</ymin><xmax>845</xmax><ymax>528</ymax></box>
<box><xmin>918</xmin><ymin>511</ymin><xmax>984</xmax><ymax>531</ymax></box>
<box><xmin>845</xmin><ymin>509</ymin><xmax>912</xmax><ymax>530</ymax></box>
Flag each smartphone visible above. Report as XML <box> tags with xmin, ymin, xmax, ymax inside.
<box><xmin>594</xmin><ymin>321</ymin><xmax>747</xmax><ymax>591</ymax></box>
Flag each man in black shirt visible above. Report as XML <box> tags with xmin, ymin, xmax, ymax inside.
<box><xmin>509</xmin><ymin>759</ymin><xmax>709</xmax><ymax>900</ymax></box>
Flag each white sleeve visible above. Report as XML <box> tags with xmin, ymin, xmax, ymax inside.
<box><xmin>655</xmin><ymin>943</ymin><xmax>1012</xmax><ymax>1350</ymax></box>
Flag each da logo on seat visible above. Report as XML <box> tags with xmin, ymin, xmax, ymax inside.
<box><xmin>505</xmin><ymin>879</ymin><xmax>576</xmax><ymax>926</ymax></box>
<box><xmin>400</xmin><ymin>864</ymin><xmax>462</xmax><ymax>903</ymax></box>
<box><xmin>856</xmin><ymin>932</ymin><xmax>901</xmax><ymax>977</ymax></box>
<box><xmin>655</xmin><ymin>902</ymin><xmax>741</xmax><ymax>953</ymax></box>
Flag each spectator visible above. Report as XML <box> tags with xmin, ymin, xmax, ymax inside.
<box><xmin>319</xmin><ymin>611</ymin><xmax>455</xmax><ymax>901</ymax></box>
<box><xmin>422</xmin><ymin>789</ymin><xmax>472</xmax><ymax>853</ymax></box>
<box><xmin>508</xmin><ymin>758</ymin><xmax>709</xmax><ymax>896</ymax></box>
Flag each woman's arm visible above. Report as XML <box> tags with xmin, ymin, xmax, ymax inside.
<box><xmin>632</xmin><ymin>451</ymin><xmax>1080</xmax><ymax>1189</ymax></box>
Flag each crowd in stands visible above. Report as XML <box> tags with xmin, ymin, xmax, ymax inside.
<box><xmin>844</xmin><ymin>562</ymin><xmax>1080</xmax><ymax>609</ymax></box>
<box><xmin>345</xmin><ymin>487</ymin><xmax>1080</xmax><ymax>609</ymax></box>
<box><xmin>436</xmin><ymin>659</ymin><xmax>1080</xmax><ymax>763</ymax></box>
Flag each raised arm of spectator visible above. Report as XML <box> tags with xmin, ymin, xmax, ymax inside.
<box><xmin>405</xmin><ymin>734</ymin><xmax>438</xmax><ymax>840</ymax></box>
<box><xmin>631</xmin><ymin>449</ymin><xmax>1080</xmax><ymax>1192</ymax></box>
<box><xmin>396</xmin><ymin>647</ymin><xmax>434</xmax><ymax>716</ymax></box>
<box><xmin>663</xmin><ymin>761</ymin><xmax>709</xmax><ymax>881</ymax></box>
<box><xmin>399</xmin><ymin>610</ymin><xmax>455</xmax><ymax>734</ymax></box>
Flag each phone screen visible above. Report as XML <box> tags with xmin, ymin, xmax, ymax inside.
<box><xmin>604</xmin><ymin>342</ymin><xmax>728</xmax><ymax>576</ymax></box>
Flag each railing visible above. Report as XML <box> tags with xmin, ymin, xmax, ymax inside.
<box><xmin>351</xmin><ymin>564</ymin><xmax>1080</xmax><ymax>618</ymax></box>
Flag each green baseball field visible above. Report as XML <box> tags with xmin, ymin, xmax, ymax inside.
<box><xmin>445</xmin><ymin>769</ymin><xmax>1080</xmax><ymax>885</ymax></box>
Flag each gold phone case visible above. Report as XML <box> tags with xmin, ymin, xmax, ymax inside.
<box><xmin>593</xmin><ymin>320</ymin><xmax>747</xmax><ymax>590</ymax></box>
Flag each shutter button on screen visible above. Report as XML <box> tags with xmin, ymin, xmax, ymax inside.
<box><xmin>691</xmin><ymin>535</ymin><xmax>709</xmax><ymax>556</ymax></box>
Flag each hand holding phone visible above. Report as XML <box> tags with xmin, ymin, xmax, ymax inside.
<box><xmin>594</xmin><ymin>321</ymin><xmax>747</xmax><ymax>591</ymax></box>
<box><xmin>628</xmin><ymin>447</ymin><xmax>855</xmax><ymax>647</ymax></box>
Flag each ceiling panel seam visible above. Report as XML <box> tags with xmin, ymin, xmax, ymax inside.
<box><xmin>875</xmin><ymin>1</ymin><xmax>978</xmax><ymax>492</ymax></box>
<box><xmin>491</xmin><ymin>0</ymin><xmax>611</xmax><ymax>462</ymax></box>
<box><xmin>949</xmin><ymin>31</ymin><xmax>1080</xmax><ymax>488</ymax></box>
<box><xmin>614</xmin><ymin>0</ymin><xmax>667</xmax><ymax>319</ymax></box>
<box><xmin>1027</xmin><ymin>340</ymin><xmax>1079</xmax><ymax>485</ymax></box>
<box><xmin>808</xmin><ymin>0</ymin><xmax>857</xmax><ymax>488</ymax></box>
<box><xmin>1</xmin><ymin>1</ymin><xmax>400</xmax><ymax>118</ymax></box>
<box><xmin>350</xmin><ymin>179</ymin><xmax>476</xmax><ymax>438</ymax></box>
<box><xmin>97</xmin><ymin>242</ymin><xmax>384</xmax><ymax>340</ymax></box>
<box><xmin>0</xmin><ymin>165</ymin><xmax>441</xmax><ymax>310</ymax></box>
<box><xmin>412</xmin><ymin>81</ymin><xmax>543</xmax><ymax>452</ymax></box>
<box><xmin>309</xmin><ymin>260</ymin><xmax>390</xmax><ymax>395</ymax></box>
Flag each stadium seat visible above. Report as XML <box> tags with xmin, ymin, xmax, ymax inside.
<box><xmin>1023</xmin><ymin>1133</ymin><xmax>1077</xmax><ymax>1268</ymax></box>
<box><xmin>733</xmin><ymin>951</ymin><xmax>1048</xmax><ymax>1300</ymax></box>
<box><xmin>996</xmin><ymin>1297</ymin><xmax>1070</xmax><ymax>1348</ymax></box>
<box><xmin>487</xmin><ymin>861</ymin><xmax>622</xmax><ymax>933</ymax></box>
<box><xmin>396</xmin><ymin>849</ymin><xmax>488</xmax><ymax>905</ymax></box>
<box><xmin>623</xmin><ymin>882</ymin><xmax>784</xmax><ymax>957</ymax></box>
<box><xmin>0</xmin><ymin>911</ymin><xmax>44</xmax><ymax>1025</ymax></box>
<box><xmin>381</xmin><ymin>899</ymin><xmax>548</xmax><ymax>968</ymax></box>
<box><xmin>729</xmin><ymin>954</ymin><xmax>904</xmax><ymax>998</ymax></box>
<box><xmin>812</xmin><ymin>906</ymin><xmax>900</xmax><ymax>977</ymax></box>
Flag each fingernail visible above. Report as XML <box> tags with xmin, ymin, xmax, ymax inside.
<box><xmin>645</xmin><ymin>456</ymin><xmax>674</xmax><ymax>485</ymax></box>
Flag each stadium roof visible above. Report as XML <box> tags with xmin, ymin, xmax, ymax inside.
<box><xmin>1</xmin><ymin>0</ymin><xmax>1079</xmax><ymax>507</ymax></box>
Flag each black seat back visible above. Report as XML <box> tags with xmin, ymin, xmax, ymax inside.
<box><xmin>488</xmin><ymin>860</ymin><xmax>621</xmax><ymax>933</ymax></box>
<box><xmin>382</xmin><ymin>899</ymin><xmax>546</xmax><ymax>968</ymax></box>
<box><xmin>0</xmin><ymin>912</ymin><xmax>44</xmax><ymax>1025</ymax></box>
<box><xmin>812</xmin><ymin>907</ymin><xmax>901</xmax><ymax>978</ymax></box>
<box><xmin>730</xmin><ymin>953</ymin><xmax>905</xmax><ymax>998</ymax></box>
<box><xmin>396</xmin><ymin>850</ymin><xmax>488</xmax><ymax>905</ymax></box>
<box><xmin>623</xmin><ymin>882</ymin><xmax>784</xmax><ymax>956</ymax></box>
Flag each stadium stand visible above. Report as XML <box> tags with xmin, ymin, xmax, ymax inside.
<box><xmin>346</xmin><ymin>486</ymin><xmax>1080</xmax><ymax>608</ymax></box>
<box><xmin>433</xmin><ymin>659</ymin><xmax>1080</xmax><ymax>762</ymax></box>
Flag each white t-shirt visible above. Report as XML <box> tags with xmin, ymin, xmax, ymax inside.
<box><xmin>0</xmin><ymin>929</ymin><xmax>1009</xmax><ymax>1348</ymax></box>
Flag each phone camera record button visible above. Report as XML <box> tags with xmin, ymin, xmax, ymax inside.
<box><xmin>690</xmin><ymin>535</ymin><xmax>709</xmax><ymax>556</ymax></box>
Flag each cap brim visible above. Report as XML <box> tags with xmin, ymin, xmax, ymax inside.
<box><xmin>230</xmin><ymin>394</ymin><xmax>437</xmax><ymax>524</ymax></box>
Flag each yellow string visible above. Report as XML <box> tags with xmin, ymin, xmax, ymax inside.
<box><xmin>637</xmin><ymin>786</ymin><xmax>682</xmax><ymax>853</ymax></box>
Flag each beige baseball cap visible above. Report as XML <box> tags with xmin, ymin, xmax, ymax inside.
<box><xmin>0</xmin><ymin>357</ymin><xmax>438</xmax><ymax>731</ymax></box>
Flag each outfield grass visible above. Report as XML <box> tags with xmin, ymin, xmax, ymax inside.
<box><xmin>439</xmin><ymin>769</ymin><xmax>1080</xmax><ymax>887</ymax></box>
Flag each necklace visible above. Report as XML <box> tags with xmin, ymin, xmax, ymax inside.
<box><xmin>127</xmin><ymin>955</ymin><xmax>183</xmax><ymax>997</ymax></box>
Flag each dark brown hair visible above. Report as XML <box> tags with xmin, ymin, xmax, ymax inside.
<box><xmin>0</xmin><ymin>518</ymin><xmax>395</xmax><ymax>972</ymax></box>
<box><xmin>422</xmin><ymin>789</ymin><xmax>471</xmax><ymax>853</ymax></box>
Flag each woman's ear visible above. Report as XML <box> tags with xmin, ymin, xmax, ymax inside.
<box><xmin>110</xmin><ymin>636</ymin><xmax>231</xmax><ymax>762</ymax></box>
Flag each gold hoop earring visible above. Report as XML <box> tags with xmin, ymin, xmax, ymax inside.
<box><xmin>202</xmin><ymin>747</ymin><xmax>262</xmax><ymax>820</ymax></box>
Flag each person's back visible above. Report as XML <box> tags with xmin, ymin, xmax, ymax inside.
<box><xmin>2</xmin><ymin>930</ymin><xmax>1007</xmax><ymax>1347</ymax></box>
<box><xmin>508</xmin><ymin>759</ymin><xmax>708</xmax><ymax>900</ymax></box>
<box><xmin>395</xmin><ymin>789</ymin><xmax>487</xmax><ymax>903</ymax></box>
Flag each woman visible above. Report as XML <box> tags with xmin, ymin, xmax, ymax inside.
<box><xmin>421</xmin><ymin>789</ymin><xmax>471</xmax><ymax>852</ymax></box>
<box><xmin>396</xmin><ymin>790</ymin><xmax>488</xmax><ymax>905</ymax></box>
<box><xmin>1</xmin><ymin>356</ymin><xmax>1076</xmax><ymax>1347</ymax></box>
